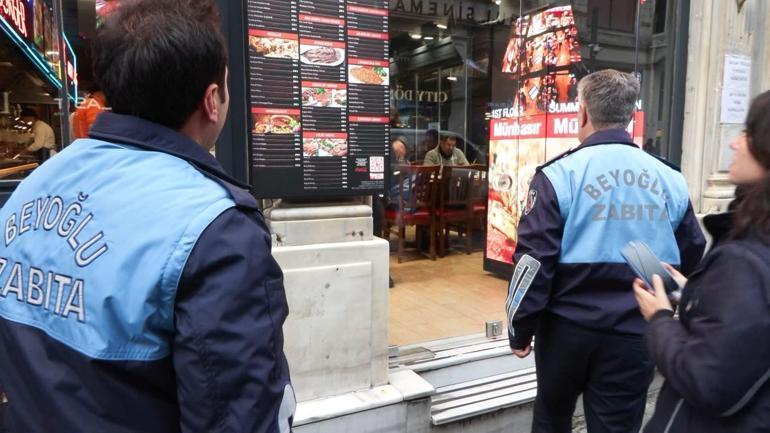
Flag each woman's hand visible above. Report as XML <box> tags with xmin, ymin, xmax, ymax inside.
<box><xmin>633</xmin><ymin>274</ymin><xmax>674</xmax><ymax>321</ymax></box>
<box><xmin>663</xmin><ymin>263</ymin><xmax>688</xmax><ymax>288</ymax></box>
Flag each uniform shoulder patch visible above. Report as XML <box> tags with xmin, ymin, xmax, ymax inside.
<box><xmin>524</xmin><ymin>189</ymin><xmax>538</xmax><ymax>216</ymax></box>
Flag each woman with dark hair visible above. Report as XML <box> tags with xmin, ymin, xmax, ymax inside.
<box><xmin>634</xmin><ymin>90</ymin><xmax>770</xmax><ymax>432</ymax></box>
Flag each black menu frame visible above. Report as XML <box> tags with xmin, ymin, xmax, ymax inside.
<box><xmin>237</xmin><ymin>0</ymin><xmax>391</xmax><ymax>199</ymax></box>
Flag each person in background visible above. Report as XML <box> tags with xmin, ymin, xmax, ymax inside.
<box><xmin>635</xmin><ymin>90</ymin><xmax>770</xmax><ymax>433</ymax></box>
<box><xmin>424</xmin><ymin>133</ymin><xmax>469</xmax><ymax>167</ymax></box>
<box><xmin>391</xmin><ymin>135</ymin><xmax>409</xmax><ymax>167</ymax></box>
<box><xmin>506</xmin><ymin>69</ymin><xmax>705</xmax><ymax>433</ymax></box>
<box><xmin>0</xmin><ymin>1</ymin><xmax>294</xmax><ymax>432</ymax></box>
<box><xmin>20</xmin><ymin>107</ymin><xmax>56</xmax><ymax>160</ymax></box>
<box><xmin>72</xmin><ymin>88</ymin><xmax>108</xmax><ymax>140</ymax></box>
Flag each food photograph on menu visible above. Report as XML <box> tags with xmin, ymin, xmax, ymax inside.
<box><xmin>249</xmin><ymin>35</ymin><xmax>299</xmax><ymax>59</ymax></box>
<box><xmin>301</xmin><ymin>45</ymin><xmax>346</xmax><ymax>66</ymax></box>
<box><xmin>253</xmin><ymin>113</ymin><xmax>301</xmax><ymax>135</ymax></box>
<box><xmin>302</xmin><ymin>86</ymin><xmax>347</xmax><ymax>108</ymax></box>
<box><xmin>303</xmin><ymin>137</ymin><xmax>348</xmax><ymax>158</ymax></box>
<box><xmin>348</xmin><ymin>65</ymin><xmax>388</xmax><ymax>85</ymax></box>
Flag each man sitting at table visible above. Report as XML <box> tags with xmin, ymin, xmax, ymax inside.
<box><xmin>424</xmin><ymin>133</ymin><xmax>469</xmax><ymax>167</ymax></box>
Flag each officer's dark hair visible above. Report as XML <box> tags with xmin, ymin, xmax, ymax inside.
<box><xmin>92</xmin><ymin>0</ymin><xmax>227</xmax><ymax>130</ymax></box>
<box><xmin>578</xmin><ymin>69</ymin><xmax>639</xmax><ymax>130</ymax></box>
<box><xmin>732</xmin><ymin>90</ymin><xmax>770</xmax><ymax>240</ymax></box>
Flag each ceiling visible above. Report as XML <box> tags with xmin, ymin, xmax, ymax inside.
<box><xmin>0</xmin><ymin>28</ymin><xmax>65</xmax><ymax>105</ymax></box>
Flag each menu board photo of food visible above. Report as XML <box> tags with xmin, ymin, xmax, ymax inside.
<box><xmin>301</xmin><ymin>45</ymin><xmax>345</xmax><ymax>66</ymax></box>
<box><xmin>302</xmin><ymin>86</ymin><xmax>347</xmax><ymax>108</ymax></box>
<box><xmin>303</xmin><ymin>135</ymin><xmax>348</xmax><ymax>157</ymax></box>
<box><xmin>254</xmin><ymin>113</ymin><xmax>301</xmax><ymax>135</ymax></box>
<box><xmin>349</xmin><ymin>65</ymin><xmax>388</xmax><ymax>85</ymax></box>
<box><xmin>249</xmin><ymin>35</ymin><xmax>299</xmax><ymax>59</ymax></box>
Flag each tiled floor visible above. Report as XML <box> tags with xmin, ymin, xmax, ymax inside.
<box><xmin>388</xmin><ymin>246</ymin><xmax>510</xmax><ymax>346</ymax></box>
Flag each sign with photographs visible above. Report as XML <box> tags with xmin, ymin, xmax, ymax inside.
<box><xmin>246</xmin><ymin>0</ymin><xmax>390</xmax><ymax>198</ymax></box>
<box><xmin>485</xmin><ymin>5</ymin><xmax>644</xmax><ymax>271</ymax></box>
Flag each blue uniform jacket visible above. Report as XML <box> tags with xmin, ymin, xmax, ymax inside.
<box><xmin>0</xmin><ymin>112</ymin><xmax>294</xmax><ymax>433</ymax></box>
<box><xmin>506</xmin><ymin>129</ymin><xmax>706</xmax><ymax>349</ymax></box>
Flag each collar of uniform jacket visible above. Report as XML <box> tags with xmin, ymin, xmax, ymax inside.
<box><xmin>88</xmin><ymin>112</ymin><xmax>259</xmax><ymax>210</ymax></box>
<box><xmin>579</xmin><ymin>128</ymin><xmax>637</xmax><ymax>149</ymax></box>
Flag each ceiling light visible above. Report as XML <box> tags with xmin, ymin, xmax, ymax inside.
<box><xmin>447</xmin><ymin>76</ymin><xmax>458</xmax><ymax>81</ymax></box>
<box><xmin>436</xmin><ymin>24</ymin><xmax>448</xmax><ymax>29</ymax></box>
<box><xmin>495</xmin><ymin>0</ymin><xmax>501</xmax><ymax>4</ymax></box>
<box><xmin>424</xmin><ymin>36</ymin><xmax>435</xmax><ymax>40</ymax></box>
<box><xmin>410</xmin><ymin>33</ymin><xmax>422</xmax><ymax>39</ymax></box>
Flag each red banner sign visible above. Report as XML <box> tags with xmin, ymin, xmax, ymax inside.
<box><xmin>348</xmin><ymin>5</ymin><xmax>388</xmax><ymax>16</ymax></box>
<box><xmin>304</xmin><ymin>132</ymin><xmax>348</xmax><ymax>139</ymax></box>
<box><xmin>1</xmin><ymin>0</ymin><xmax>28</xmax><ymax>38</ymax></box>
<box><xmin>299</xmin><ymin>14</ymin><xmax>345</xmax><ymax>26</ymax></box>
<box><xmin>248</xmin><ymin>29</ymin><xmax>298</xmax><ymax>40</ymax></box>
<box><xmin>300</xmin><ymin>38</ymin><xmax>346</xmax><ymax>49</ymax></box>
<box><xmin>252</xmin><ymin>107</ymin><xmax>301</xmax><ymax>115</ymax></box>
<box><xmin>350</xmin><ymin>116</ymin><xmax>389</xmax><ymax>123</ymax></box>
<box><xmin>302</xmin><ymin>81</ymin><xmax>347</xmax><ymax>89</ymax></box>
<box><xmin>349</xmin><ymin>58</ymin><xmax>389</xmax><ymax>67</ymax></box>
<box><xmin>348</xmin><ymin>29</ymin><xmax>388</xmax><ymax>40</ymax></box>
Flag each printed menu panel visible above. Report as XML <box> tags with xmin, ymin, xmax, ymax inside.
<box><xmin>247</xmin><ymin>0</ymin><xmax>389</xmax><ymax>198</ymax></box>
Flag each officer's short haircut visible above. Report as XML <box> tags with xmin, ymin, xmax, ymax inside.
<box><xmin>577</xmin><ymin>70</ymin><xmax>640</xmax><ymax>130</ymax></box>
<box><xmin>92</xmin><ymin>0</ymin><xmax>227</xmax><ymax>130</ymax></box>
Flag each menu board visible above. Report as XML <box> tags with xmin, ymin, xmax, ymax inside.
<box><xmin>246</xmin><ymin>0</ymin><xmax>389</xmax><ymax>199</ymax></box>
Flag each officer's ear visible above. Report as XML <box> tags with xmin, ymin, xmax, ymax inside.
<box><xmin>578</xmin><ymin>104</ymin><xmax>588</xmax><ymax>128</ymax></box>
<box><xmin>201</xmin><ymin>83</ymin><xmax>222</xmax><ymax>124</ymax></box>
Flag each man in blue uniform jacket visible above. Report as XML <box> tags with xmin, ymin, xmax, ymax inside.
<box><xmin>505</xmin><ymin>70</ymin><xmax>705</xmax><ymax>433</ymax></box>
<box><xmin>0</xmin><ymin>1</ymin><xmax>294</xmax><ymax>432</ymax></box>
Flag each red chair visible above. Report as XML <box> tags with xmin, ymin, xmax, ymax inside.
<box><xmin>384</xmin><ymin>165</ymin><xmax>442</xmax><ymax>263</ymax></box>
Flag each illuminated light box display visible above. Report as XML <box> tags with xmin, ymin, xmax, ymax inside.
<box><xmin>485</xmin><ymin>5</ymin><xmax>644</xmax><ymax>273</ymax></box>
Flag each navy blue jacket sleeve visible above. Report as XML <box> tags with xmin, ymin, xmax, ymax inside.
<box><xmin>506</xmin><ymin>172</ymin><xmax>563</xmax><ymax>349</ymax></box>
<box><xmin>646</xmin><ymin>243</ymin><xmax>770</xmax><ymax>415</ymax></box>
<box><xmin>674</xmin><ymin>202</ymin><xmax>706</xmax><ymax>275</ymax></box>
<box><xmin>173</xmin><ymin>208</ymin><xmax>294</xmax><ymax>433</ymax></box>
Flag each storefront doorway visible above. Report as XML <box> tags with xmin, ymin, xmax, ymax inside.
<box><xmin>385</xmin><ymin>0</ymin><xmax>690</xmax><ymax>346</ymax></box>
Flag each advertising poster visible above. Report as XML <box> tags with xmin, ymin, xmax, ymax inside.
<box><xmin>485</xmin><ymin>5</ymin><xmax>644</xmax><ymax>272</ymax></box>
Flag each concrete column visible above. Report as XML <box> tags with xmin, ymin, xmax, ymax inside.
<box><xmin>265</xmin><ymin>201</ymin><xmax>390</xmax><ymax>402</ymax></box>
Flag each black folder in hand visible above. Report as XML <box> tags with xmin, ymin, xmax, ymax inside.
<box><xmin>621</xmin><ymin>241</ymin><xmax>680</xmax><ymax>294</ymax></box>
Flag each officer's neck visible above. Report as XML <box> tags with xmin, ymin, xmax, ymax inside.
<box><xmin>179</xmin><ymin>112</ymin><xmax>218</xmax><ymax>151</ymax></box>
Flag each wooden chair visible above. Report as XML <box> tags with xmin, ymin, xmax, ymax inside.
<box><xmin>384</xmin><ymin>165</ymin><xmax>442</xmax><ymax>263</ymax></box>
<box><xmin>439</xmin><ymin>167</ymin><xmax>488</xmax><ymax>256</ymax></box>
<box><xmin>468</xmin><ymin>168</ymin><xmax>488</xmax><ymax>228</ymax></box>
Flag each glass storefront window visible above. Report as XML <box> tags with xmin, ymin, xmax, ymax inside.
<box><xmin>387</xmin><ymin>0</ymin><xmax>688</xmax><ymax>347</ymax></box>
<box><xmin>0</xmin><ymin>0</ymin><xmax>75</xmax><ymax>191</ymax></box>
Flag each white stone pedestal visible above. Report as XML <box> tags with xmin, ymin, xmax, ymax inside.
<box><xmin>265</xmin><ymin>201</ymin><xmax>390</xmax><ymax>402</ymax></box>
